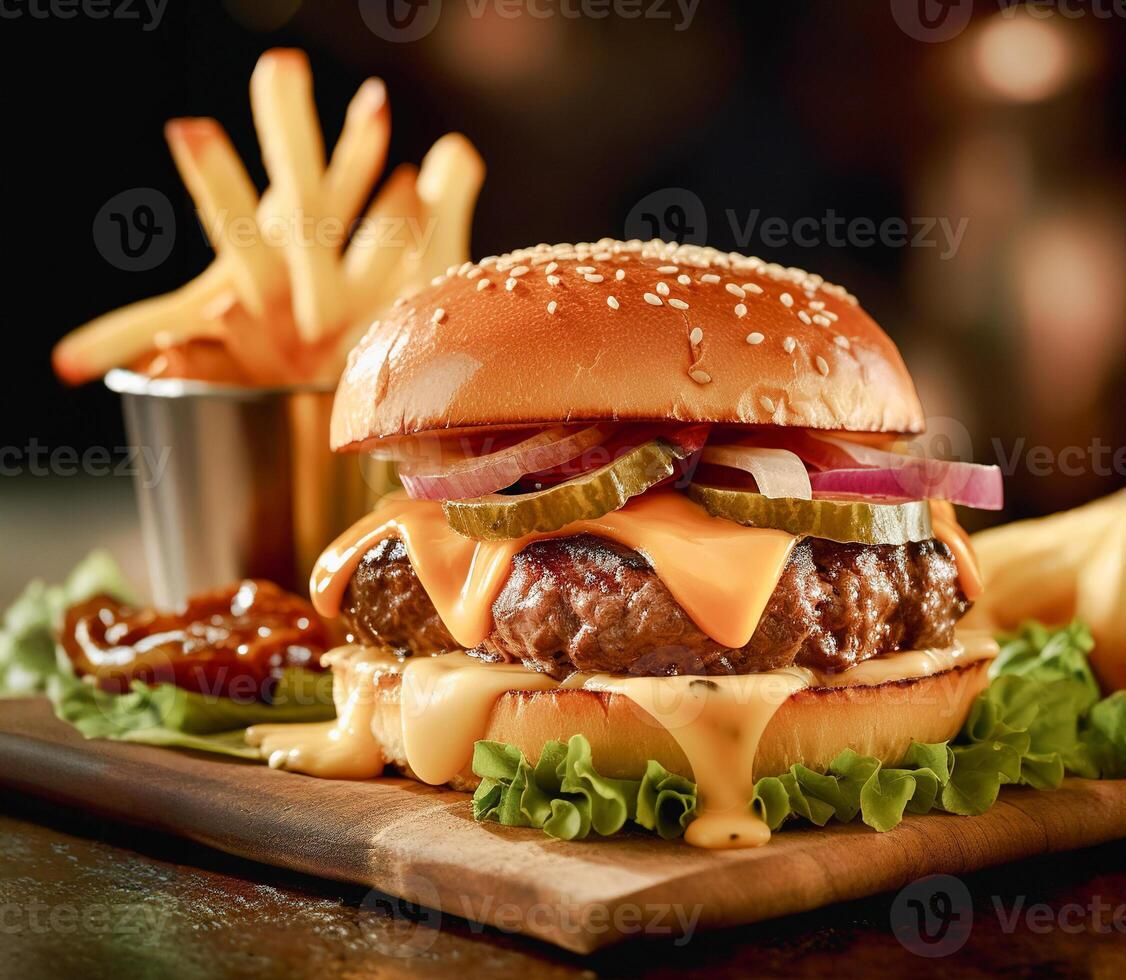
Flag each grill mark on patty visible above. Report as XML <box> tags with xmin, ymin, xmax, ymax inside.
<box><xmin>340</xmin><ymin>533</ymin><xmax>970</xmax><ymax>678</ymax></box>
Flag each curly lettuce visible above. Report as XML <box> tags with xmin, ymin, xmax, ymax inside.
<box><xmin>473</xmin><ymin>621</ymin><xmax>1126</xmax><ymax>841</ymax></box>
<box><xmin>472</xmin><ymin>736</ymin><xmax>696</xmax><ymax>841</ymax></box>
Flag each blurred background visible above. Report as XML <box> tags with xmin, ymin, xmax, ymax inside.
<box><xmin>2</xmin><ymin>0</ymin><xmax>1124</xmax><ymax>600</ymax></box>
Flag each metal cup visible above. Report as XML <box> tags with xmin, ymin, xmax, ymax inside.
<box><xmin>106</xmin><ymin>369</ymin><xmax>375</xmax><ymax>607</ymax></box>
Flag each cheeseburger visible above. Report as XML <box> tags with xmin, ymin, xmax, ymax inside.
<box><xmin>249</xmin><ymin>238</ymin><xmax>1003</xmax><ymax>849</ymax></box>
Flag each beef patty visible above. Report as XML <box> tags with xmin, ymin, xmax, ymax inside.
<box><xmin>341</xmin><ymin>533</ymin><xmax>970</xmax><ymax>678</ymax></box>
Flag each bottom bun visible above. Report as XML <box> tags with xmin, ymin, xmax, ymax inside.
<box><xmin>365</xmin><ymin>659</ymin><xmax>992</xmax><ymax>791</ymax></box>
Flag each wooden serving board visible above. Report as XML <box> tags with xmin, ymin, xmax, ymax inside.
<box><xmin>1</xmin><ymin>697</ymin><xmax>1124</xmax><ymax>954</ymax></box>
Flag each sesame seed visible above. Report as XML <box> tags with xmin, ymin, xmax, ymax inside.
<box><xmin>812</xmin><ymin>314</ymin><xmax>831</xmax><ymax>327</ymax></box>
<box><xmin>643</xmin><ymin>292</ymin><xmax>663</xmax><ymax>306</ymax></box>
<box><xmin>585</xmin><ymin>273</ymin><xmax>605</xmax><ymax>283</ymax></box>
<box><xmin>431</xmin><ymin>308</ymin><xmax>446</xmax><ymax>324</ymax></box>
<box><xmin>668</xmin><ymin>298</ymin><xmax>689</xmax><ymax>310</ymax></box>
<box><xmin>746</xmin><ymin>332</ymin><xmax>765</xmax><ymax>345</ymax></box>
<box><xmin>656</xmin><ymin>281</ymin><xmax>670</xmax><ymax>296</ymax></box>
<box><xmin>576</xmin><ymin>265</ymin><xmax>596</xmax><ymax>274</ymax></box>
<box><xmin>505</xmin><ymin>277</ymin><xmax>518</xmax><ymax>291</ymax></box>
<box><xmin>545</xmin><ymin>262</ymin><xmax>558</xmax><ymax>275</ymax></box>
<box><xmin>657</xmin><ymin>265</ymin><xmax>679</xmax><ymax>274</ymax></box>
<box><xmin>823</xmin><ymin>310</ymin><xmax>839</xmax><ymax>322</ymax></box>
<box><xmin>701</xmin><ymin>273</ymin><xmax>721</xmax><ymax>284</ymax></box>
<box><xmin>457</xmin><ymin>261</ymin><xmax>473</xmax><ymax>276</ymax></box>
<box><xmin>393</xmin><ymin>297</ymin><xmax>407</xmax><ymax>308</ymax></box>
<box><xmin>677</xmin><ymin>274</ymin><xmax>692</xmax><ymax>286</ymax></box>
<box><xmin>809</xmin><ymin>300</ymin><xmax>825</xmax><ymax>310</ymax></box>
<box><xmin>616</xmin><ymin>268</ymin><xmax>626</xmax><ymax>281</ymax></box>
<box><xmin>743</xmin><ymin>283</ymin><xmax>764</xmax><ymax>295</ymax></box>
<box><xmin>834</xmin><ymin>335</ymin><xmax>851</xmax><ymax>349</ymax></box>
<box><xmin>690</xmin><ymin>368</ymin><xmax>712</xmax><ymax>384</ymax></box>
<box><xmin>689</xmin><ymin>327</ymin><xmax>703</xmax><ymax>345</ymax></box>
<box><xmin>607</xmin><ymin>295</ymin><xmax>620</xmax><ymax>310</ymax></box>
<box><xmin>780</xmin><ymin>292</ymin><xmax>794</xmax><ymax>307</ymax></box>
<box><xmin>816</xmin><ymin>356</ymin><xmax>830</xmax><ymax>376</ymax></box>
<box><xmin>547</xmin><ymin>275</ymin><xmax>561</xmax><ymax>287</ymax></box>
<box><xmin>725</xmin><ymin>283</ymin><xmax>746</xmax><ymax>299</ymax></box>
<box><xmin>760</xmin><ymin>396</ymin><xmax>776</xmax><ymax>414</ymax></box>
<box><xmin>798</xmin><ymin>310</ymin><xmax>812</xmax><ymax>325</ymax></box>
<box><xmin>510</xmin><ymin>265</ymin><xmax>529</xmax><ymax>277</ymax></box>
<box><xmin>734</xmin><ymin>303</ymin><xmax>748</xmax><ymax>318</ymax></box>
<box><xmin>466</xmin><ymin>267</ymin><xmax>483</xmax><ymax>280</ymax></box>
<box><xmin>783</xmin><ymin>336</ymin><xmax>796</xmax><ymax>353</ymax></box>
<box><xmin>430</xmin><ymin>275</ymin><xmax>446</xmax><ymax>287</ymax></box>
<box><xmin>547</xmin><ymin>301</ymin><xmax>558</xmax><ymax>315</ymax></box>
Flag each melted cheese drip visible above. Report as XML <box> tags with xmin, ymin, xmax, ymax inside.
<box><xmin>310</xmin><ymin>490</ymin><xmax>797</xmax><ymax>650</ymax></box>
<box><xmin>584</xmin><ymin>669</ymin><xmax>813</xmax><ymax>848</ymax></box>
<box><xmin>246</xmin><ymin>647</ymin><xmax>399</xmax><ymax>779</ymax></box>
<box><xmin>400</xmin><ymin>653</ymin><xmax>558</xmax><ymax>785</ymax></box>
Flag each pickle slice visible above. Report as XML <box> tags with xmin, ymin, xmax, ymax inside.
<box><xmin>443</xmin><ymin>440</ymin><xmax>681</xmax><ymax>539</ymax></box>
<box><xmin>686</xmin><ymin>483</ymin><xmax>933</xmax><ymax>545</ymax></box>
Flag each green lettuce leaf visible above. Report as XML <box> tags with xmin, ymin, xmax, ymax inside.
<box><xmin>474</xmin><ymin>619</ymin><xmax>1126</xmax><ymax>842</ymax></box>
<box><xmin>48</xmin><ymin>666</ymin><xmax>335</xmax><ymax>758</ymax></box>
<box><xmin>0</xmin><ymin>551</ymin><xmax>134</xmax><ymax>697</ymax></box>
<box><xmin>1083</xmin><ymin>692</ymin><xmax>1126</xmax><ymax>779</ymax></box>
<box><xmin>471</xmin><ymin>735</ymin><xmax>696</xmax><ymax>840</ymax></box>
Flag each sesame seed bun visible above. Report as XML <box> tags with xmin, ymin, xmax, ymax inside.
<box><xmin>364</xmin><ymin>659</ymin><xmax>991</xmax><ymax>791</ymax></box>
<box><xmin>332</xmin><ymin>239</ymin><xmax>924</xmax><ymax>451</ymax></box>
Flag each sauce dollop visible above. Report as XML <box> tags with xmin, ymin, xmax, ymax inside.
<box><xmin>60</xmin><ymin>580</ymin><xmax>332</xmax><ymax>700</ymax></box>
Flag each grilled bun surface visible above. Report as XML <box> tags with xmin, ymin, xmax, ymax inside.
<box><xmin>332</xmin><ymin>239</ymin><xmax>924</xmax><ymax>450</ymax></box>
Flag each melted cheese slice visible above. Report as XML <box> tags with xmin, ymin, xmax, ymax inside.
<box><xmin>583</xmin><ymin>668</ymin><xmax>813</xmax><ymax>848</ymax></box>
<box><xmin>310</xmin><ymin>490</ymin><xmax>798</xmax><ymax>650</ymax></box>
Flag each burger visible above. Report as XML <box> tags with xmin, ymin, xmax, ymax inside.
<box><xmin>248</xmin><ymin>238</ymin><xmax>1004</xmax><ymax>849</ymax></box>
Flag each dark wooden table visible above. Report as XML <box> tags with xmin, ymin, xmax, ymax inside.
<box><xmin>2</xmin><ymin>792</ymin><xmax>1124</xmax><ymax>979</ymax></box>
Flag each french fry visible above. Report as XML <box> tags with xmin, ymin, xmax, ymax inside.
<box><xmin>324</xmin><ymin>78</ymin><xmax>390</xmax><ymax>225</ymax></box>
<box><xmin>52</xmin><ymin>261</ymin><xmax>232</xmax><ymax>385</ymax></box>
<box><xmin>966</xmin><ymin>491</ymin><xmax>1126</xmax><ymax>634</ymax></box>
<box><xmin>216</xmin><ymin>298</ymin><xmax>304</xmax><ymax>386</ymax></box>
<box><xmin>250</xmin><ymin>49</ymin><xmax>344</xmax><ymax>342</ymax></box>
<box><xmin>342</xmin><ymin>163</ymin><xmax>422</xmax><ymax>317</ymax></box>
<box><xmin>164</xmin><ymin>118</ymin><xmax>285</xmax><ymax>318</ymax></box>
<box><xmin>1077</xmin><ymin>518</ymin><xmax>1126</xmax><ymax>691</ymax></box>
<box><xmin>410</xmin><ymin>132</ymin><xmax>485</xmax><ymax>284</ymax></box>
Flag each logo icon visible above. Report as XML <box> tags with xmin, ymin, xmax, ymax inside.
<box><xmin>624</xmin><ymin>188</ymin><xmax>708</xmax><ymax>246</ymax></box>
<box><xmin>359</xmin><ymin>0</ymin><xmax>443</xmax><ymax>43</ymax></box>
<box><xmin>358</xmin><ymin>874</ymin><xmax>443</xmax><ymax>957</ymax></box>
<box><xmin>890</xmin><ymin>873</ymin><xmax>974</xmax><ymax>957</ymax></box>
<box><xmin>890</xmin><ymin>0</ymin><xmax>974</xmax><ymax>43</ymax></box>
<box><xmin>92</xmin><ymin>188</ymin><xmax>176</xmax><ymax>272</ymax></box>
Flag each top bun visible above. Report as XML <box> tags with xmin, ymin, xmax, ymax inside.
<box><xmin>332</xmin><ymin>239</ymin><xmax>924</xmax><ymax>450</ymax></box>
